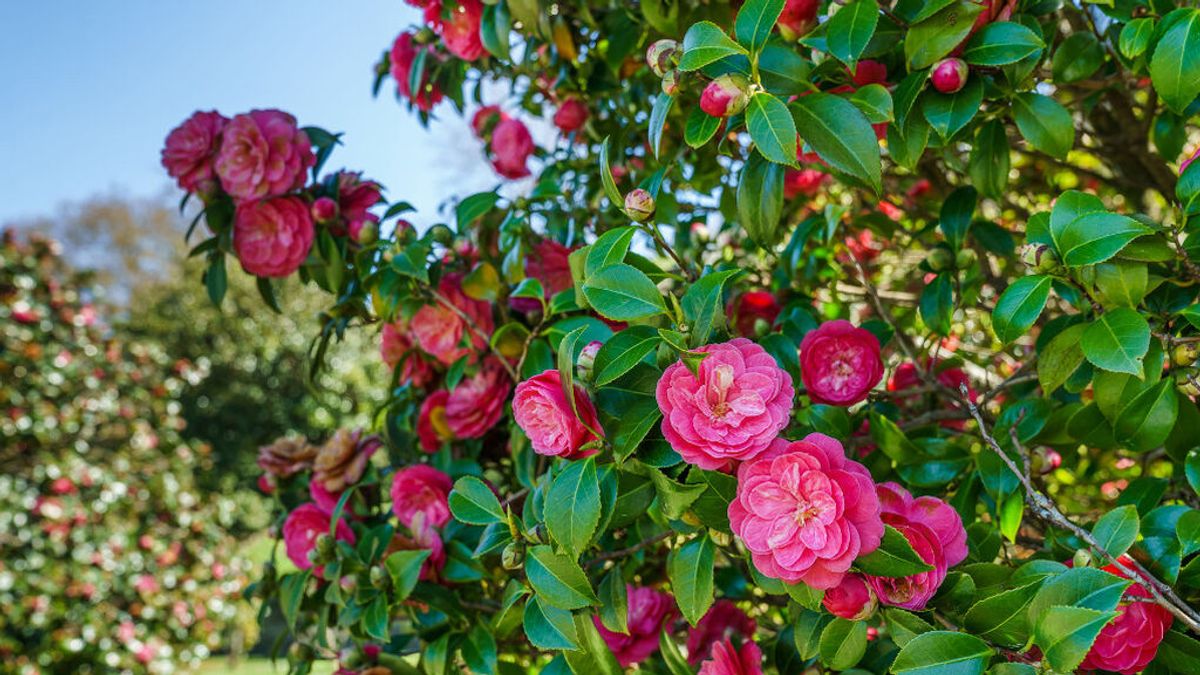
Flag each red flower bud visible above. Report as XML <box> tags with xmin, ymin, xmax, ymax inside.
<box><xmin>311</xmin><ymin>196</ymin><xmax>339</xmax><ymax>225</ymax></box>
<box><xmin>646</xmin><ymin>39</ymin><xmax>679</xmax><ymax>78</ymax></box>
<box><xmin>624</xmin><ymin>189</ymin><xmax>656</xmax><ymax>222</ymax></box>
<box><xmin>931</xmin><ymin>58</ymin><xmax>969</xmax><ymax>94</ymax></box>
<box><xmin>700</xmin><ymin>74</ymin><xmax>751</xmax><ymax>118</ymax></box>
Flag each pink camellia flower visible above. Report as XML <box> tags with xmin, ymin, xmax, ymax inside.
<box><xmin>511</xmin><ymin>239</ymin><xmax>577</xmax><ymax>312</ymax></box>
<box><xmin>161</xmin><ymin>110</ymin><xmax>227</xmax><ymax>193</ymax></box>
<box><xmin>1079</xmin><ymin>561</ymin><xmax>1172</xmax><ymax>674</ymax></box>
<box><xmin>424</xmin><ymin>0</ymin><xmax>485</xmax><ymax>61</ymax></box>
<box><xmin>390</xmin><ymin>32</ymin><xmax>444</xmax><ymax>112</ymax></box>
<box><xmin>471</xmin><ymin>105</ymin><xmax>508</xmax><ymax>138</ymax></box>
<box><xmin>784</xmin><ymin>168</ymin><xmax>828</xmax><ymax>199</ymax></box>
<box><xmin>726</xmin><ymin>291</ymin><xmax>781</xmax><ymax>337</ymax></box>
<box><xmin>698</xmin><ymin>639</ymin><xmax>764</xmax><ymax>675</ymax></box>
<box><xmin>282</xmin><ymin>503</ymin><xmax>355</xmax><ymax>571</ymax></box>
<box><xmin>594</xmin><ymin>585</ymin><xmax>678</xmax><ymax>667</ymax></box>
<box><xmin>445</xmin><ymin>358</ymin><xmax>512</xmax><ymax>438</ymax></box>
<box><xmin>232</xmin><ymin>196</ymin><xmax>314</xmax><ymax>277</ymax></box>
<box><xmin>864</xmin><ymin>482</ymin><xmax>968</xmax><ymax>610</ymax></box>
<box><xmin>842</xmin><ymin>229</ymin><xmax>884</xmax><ymax>264</ymax></box>
<box><xmin>380</xmin><ymin>319</ymin><xmax>435</xmax><ymax>388</ymax></box>
<box><xmin>333</xmin><ymin>171</ymin><xmax>383</xmax><ymax>233</ymax></box>
<box><xmin>490</xmin><ymin>117</ymin><xmax>535</xmax><ymax>179</ymax></box>
<box><xmin>554</xmin><ymin>98</ymin><xmax>589</xmax><ymax>134</ymax></box>
<box><xmin>310</xmin><ymin>480</ymin><xmax>344</xmax><ymax>516</ymax></box>
<box><xmin>417</xmin><ymin>390</ymin><xmax>453</xmax><ymax>452</ymax></box>
<box><xmin>798</xmin><ymin>320</ymin><xmax>884</xmax><ymax>407</ymax></box>
<box><xmin>390</xmin><ymin>464</ymin><xmax>453</xmax><ymax>529</ymax></box>
<box><xmin>214</xmin><ymin>109</ymin><xmax>313</xmax><ymax>200</ymax></box>
<box><xmin>822</xmin><ymin>574</ymin><xmax>877</xmax><ymax>620</ymax></box>
<box><xmin>729</xmin><ymin>434</ymin><xmax>884</xmax><ymax>589</ymax></box>
<box><xmin>513</xmin><ymin>369</ymin><xmax>602</xmax><ymax>458</ymax></box>
<box><xmin>687</xmin><ymin>600</ymin><xmax>757</xmax><ymax>665</ymax></box>
<box><xmin>656</xmin><ymin>338</ymin><xmax>795</xmax><ymax>471</ymax></box>
<box><xmin>778</xmin><ymin>0</ymin><xmax>819</xmax><ymax>40</ymax></box>
<box><xmin>411</xmin><ymin>273</ymin><xmax>494</xmax><ymax>364</ymax></box>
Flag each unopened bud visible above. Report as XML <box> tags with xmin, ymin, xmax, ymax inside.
<box><xmin>646</xmin><ymin>39</ymin><xmax>679</xmax><ymax>78</ymax></box>
<box><xmin>661</xmin><ymin>69</ymin><xmax>680</xmax><ymax>97</ymax></box>
<box><xmin>311</xmin><ymin>196</ymin><xmax>339</xmax><ymax>225</ymax></box>
<box><xmin>955</xmin><ymin>249</ymin><xmax>977</xmax><ymax>269</ymax></box>
<box><xmin>1019</xmin><ymin>243</ymin><xmax>1060</xmax><ymax>274</ymax></box>
<box><xmin>314</xmin><ymin>533</ymin><xmax>335</xmax><ymax>559</ymax></box>
<box><xmin>624</xmin><ymin>189</ymin><xmax>656</xmax><ymax>223</ymax></box>
<box><xmin>700</xmin><ymin>74</ymin><xmax>751</xmax><ymax>118</ymax></box>
<box><xmin>1173</xmin><ymin>343</ymin><xmax>1200</xmax><ymax>367</ymax></box>
<box><xmin>577</xmin><ymin>340</ymin><xmax>602</xmax><ymax>381</ymax></box>
<box><xmin>927</xmin><ymin>248</ymin><xmax>955</xmax><ymax>272</ymax></box>
<box><xmin>369</xmin><ymin>565</ymin><xmax>389</xmax><ymax>590</ymax></box>
<box><xmin>352</xmin><ymin>219</ymin><xmax>378</xmax><ymax>245</ymax></box>
<box><xmin>1072</xmin><ymin>549</ymin><xmax>1093</xmax><ymax>568</ymax></box>
<box><xmin>931</xmin><ymin>58</ymin><xmax>969</xmax><ymax>94</ymax></box>
<box><xmin>1177</xmin><ymin>370</ymin><xmax>1200</xmax><ymax>397</ymax></box>
<box><xmin>428</xmin><ymin>224</ymin><xmax>455</xmax><ymax>245</ymax></box>
<box><xmin>502</xmin><ymin>542</ymin><xmax>525</xmax><ymax>570</ymax></box>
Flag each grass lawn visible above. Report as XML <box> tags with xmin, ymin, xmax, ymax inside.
<box><xmin>197</xmin><ymin>657</ymin><xmax>336</xmax><ymax>674</ymax></box>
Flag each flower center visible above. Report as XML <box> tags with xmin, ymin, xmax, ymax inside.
<box><xmin>707</xmin><ymin>364</ymin><xmax>736</xmax><ymax>416</ymax></box>
<box><xmin>794</xmin><ymin>500</ymin><xmax>822</xmax><ymax>525</ymax></box>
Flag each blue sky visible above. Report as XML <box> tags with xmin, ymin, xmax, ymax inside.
<box><xmin>0</xmin><ymin>1</ymin><xmax>501</xmax><ymax>228</ymax></box>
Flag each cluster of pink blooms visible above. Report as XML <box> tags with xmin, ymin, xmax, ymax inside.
<box><xmin>469</xmin><ymin>105</ymin><xmax>536</xmax><ymax>179</ymax></box>
<box><xmin>161</xmin><ymin>109</ymin><xmax>383</xmax><ymax>278</ymax></box>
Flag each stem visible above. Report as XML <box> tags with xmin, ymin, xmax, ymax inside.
<box><xmin>962</xmin><ymin>384</ymin><xmax>1200</xmax><ymax>634</ymax></box>
<box><xmin>430</xmin><ymin>288</ymin><xmax>519</xmax><ymax>382</ymax></box>
<box><xmin>586</xmin><ymin>532</ymin><xmax>672</xmax><ymax>567</ymax></box>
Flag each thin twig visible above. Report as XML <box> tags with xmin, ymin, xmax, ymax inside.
<box><xmin>586</xmin><ymin>532</ymin><xmax>672</xmax><ymax>567</ymax></box>
<box><xmin>962</xmin><ymin>384</ymin><xmax>1200</xmax><ymax>634</ymax></box>
<box><xmin>430</xmin><ymin>288</ymin><xmax>518</xmax><ymax>381</ymax></box>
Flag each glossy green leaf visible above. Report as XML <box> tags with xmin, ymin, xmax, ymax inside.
<box><xmin>525</xmin><ymin>545</ymin><xmax>598</xmax><ymax>610</ymax></box>
<box><xmin>1149</xmin><ymin>9</ymin><xmax>1200</xmax><ymax>114</ymax></box>
<box><xmin>992</xmin><ymin>275</ymin><xmax>1052</xmax><ymax>344</ymax></box>
<box><xmin>679</xmin><ymin>21</ymin><xmax>748</xmax><ymax>71</ymax></box>
<box><xmin>962</xmin><ymin>21</ymin><xmax>1044</xmax><ymax>65</ymax></box>
<box><xmin>546</xmin><ymin>458</ymin><xmax>602</xmax><ymax>559</ymax></box>
<box><xmin>826</xmin><ymin>0</ymin><xmax>879</xmax><ymax>67</ymax></box>
<box><xmin>668</xmin><ymin>534</ymin><xmax>715</xmax><ymax>626</ymax></box>
<box><xmin>905</xmin><ymin>1</ymin><xmax>985</xmax><ymax>69</ymax></box>
<box><xmin>791</xmin><ymin>93</ymin><xmax>882</xmax><ymax>194</ymax></box>
<box><xmin>856</xmin><ymin>524</ymin><xmax>934</xmax><ymax>576</ymax></box>
<box><xmin>735</xmin><ymin>0</ymin><xmax>787</xmax><ymax>53</ymax></box>
<box><xmin>449</xmin><ymin>476</ymin><xmax>506</xmax><ymax>525</ymax></box>
<box><xmin>1080</xmin><ymin>308</ymin><xmax>1151</xmax><ymax>376</ymax></box>
<box><xmin>747</xmin><ymin>92</ymin><xmax>798</xmax><ymax>165</ymax></box>
<box><xmin>1034</xmin><ymin>606</ymin><xmax>1117</xmax><ymax>673</ymax></box>
<box><xmin>1012</xmin><ymin>93</ymin><xmax>1074</xmax><ymax>160</ymax></box>
<box><xmin>1091</xmin><ymin>505</ymin><xmax>1140</xmax><ymax>558</ymax></box>
<box><xmin>819</xmin><ymin>618</ymin><xmax>868</xmax><ymax>670</ymax></box>
<box><xmin>891</xmin><ymin>631</ymin><xmax>994</xmax><ymax>675</ymax></box>
<box><xmin>523</xmin><ymin>596</ymin><xmax>581</xmax><ymax>650</ymax></box>
<box><xmin>582</xmin><ymin>263</ymin><xmax>667</xmax><ymax>321</ymax></box>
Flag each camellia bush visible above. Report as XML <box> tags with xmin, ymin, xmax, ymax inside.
<box><xmin>0</xmin><ymin>232</ymin><xmax>253</xmax><ymax>673</ymax></box>
<box><xmin>161</xmin><ymin>0</ymin><xmax>1200</xmax><ymax>672</ymax></box>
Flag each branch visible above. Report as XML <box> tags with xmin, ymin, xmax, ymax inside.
<box><xmin>586</xmin><ymin>532</ymin><xmax>671</xmax><ymax>567</ymax></box>
<box><xmin>430</xmin><ymin>288</ymin><xmax>518</xmax><ymax>382</ymax></box>
<box><xmin>962</xmin><ymin>384</ymin><xmax>1200</xmax><ymax>634</ymax></box>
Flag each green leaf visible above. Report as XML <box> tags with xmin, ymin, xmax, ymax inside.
<box><xmin>920</xmin><ymin>273</ymin><xmax>954</xmax><ymax>335</ymax></box>
<box><xmin>598</xmin><ymin>567</ymin><xmax>629</xmax><ymax>634</ymax></box>
<box><xmin>962</xmin><ymin>21</ymin><xmax>1044</xmax><ymax>65</ymax></box>
<box><xmin>735</xmin><ymin>0</ymin><xmax>787</xmax><ymax>53</ymax></box>
<box><xmin>884</xmin><ymin>609</ymin><xmax>935</xmax><ymax>648</ymax></box>
<box><xmin>827</xmin><ymin>0</ymin><xmax>879</xmax><ymax>67</ymax></box>
<box><xmin>1149</xmin><ymin>9</ymin><xmax>1200</xmax><ymax>114</ymax></box>
<box><xmin>1119</xmin><ymin>17</ymin><xmax>1155</xmax><ymax>59</ymax></box>
<box><xmin>599</xmin><ymin>137</ymin><xmax>624</xmax><ymax>208</ymax></box>
<box><xmin>279</xmin><ymin>571</ymin><xmax>310</xmax><ymax>633</ymax></box>
<box><xmin>1094</xmin><ymin>260</ymin><xmax>1148</xmax><ymax>308</ymax></box>
<box><xmin>891</xmin><ymin>631</ymin><xmax>994</xmax><ymax>675</ymax></box>
<box><xmin>456</xmin><ymin>191</ymin><xmax>500</xmax><ymax>230</ymax></box>
<box><xmin>586</xmin><ymin>227</ymin><xmax>637</xmax><ymax>276</ymax></box>
<box><xmin>969</xmin><ymin>121</ymin><xmax>1010</xmax><ymax>199</ymax></box>
<box><xmin>963</xmin><ymin>582</ymin><xmax>1041</xmax><ymax>647</ymax></box>
<box><xmin>887</xmin><ymin>111</ymin><xmax>931</xmax><ymax>171</ymax></box>
<box><xmin>461</xmin><ymin>623</ymin><xmax>498</xmax><ymax>675</ymax></box>
<box><xmin>582</xmin><ymin>263</ymin><xmax>667</xmax><ymax>321</ymax></box>
<box><xmin>1052</xmin><ymin>32</ymin><xmax>1105</xmax><ymax>84</ymax></box>
<box><xmin>939</xmin><ymin>186</ymin><xmax>977</xmax><ymax>249</ymax></box>
<box><xmin>1057</xmin><ymin>213</ymin><xmax>1150</xmax><ymax>266</ymax></box>
<box><xmin>423</xmin><ymin>633</ymin><xmax>451</xmax><ymax>675</ymax></box>
<box><xmin>992</xmin><ymin>275</ymin><xmax>1052</xmax><ymax>344</ymax></box>
<box><xmin>819</xmin><ymin>619</ymin><xmax>868</xmax><ymax>670</ymax></box>
<box><xmin>1049</xmin><ymin>190</ymin><xmax>1106</xmax><ymax>250</ymax></box>
<box><xmin>1114</xmin><ymin>378</ymin><xmax>1178</xmax><ymax>451</ymax></box>
<box><xmin>905</xmin><ymin>1</ymin><xmax>986</xmax><ymax>69</ymax></box>
<box><xmin>546</xmin><ymin>458</ymin><xmax>603</xmax><ymax>559</ymax></box>
<box><xmin>856</xmin><ymin>524</ymin><xmax>935</xmax><ymax>576</ymax></box>
<box><xmin>1038</xmin><ymin>323</ymin><xmax>1087</xmax><ymax>394</ymax></box>
<box><xmin>1178</xmin><ymin>510</ymin><xmax>1200</xmax><ymax>556</ymax></box>
<box><xmin>363</xmin><ymin>595</ymin><xmax>390</xmax><ymax>641</ymax></box>
<box><xmin>849</xmin><ymin>84</ymin><xmax>894</xmax><ymax>123</ymax></box>
<box><xmin>669</xmin><ymin>534</ymin><xmax>716</xmax><ymax>626</ymax></box>
<box><xmin>649</xmin><ymin>93</ymin><xmax>675</xmax><ymax>159</ymax></box>
<box><xmin>747</xmin><ymin>92</ymin><xmax>798</xmax><ymax>165</ymax></box>
<box><xmin>204</xmin><ymin>255</ymin><xmax>227</xmax><ymax>306</ymax></box>
<box><xmin>480</xmin><ymin>2</ymin><xmax>511</xmax><ymax>60</ymax></box>
<box><xmin>792</xmin><ymin>93</ymin><xmax>882</xmax><ymax>194</ymax></box>
<box><xmin>525</xmin><ymin>545</ymin><xmax>598</xmax><ymax>610</ymax></box>
<box><xmin>1091</xmin><ymin>505</ymin><xmax>1140</xmax><ymax>558</ymax></box>
<box><xmin>385</xmin><ymin>549</ymin><xmax>431</xmax><ymax>601</ymax></box>
<box><xmin>449</xmin><ymin>476</ymin><xmax>506</xmax><ymax>525</ymax></box>
<box><xmin>1080</xmin><ymin>308</ymin><xmax>1151</xmax><ymax>376</ymax></box>
<box><xmin>737</xmin><ymin>151</ymin><xmax>787</xmax><ymax>247</ymax></box>
<box><xmin>1027</xmin><ymin>566</ymin><xmax>1130</xmax><ymax>620</ymax></box>
<box><xmin>1034</xmin><ymin>606</ymin><xmax>1117</xmax><ymax>673</ymax></box>
<box><xmin>594</xmin><ymin>326</ymin><xmax>662</xmax><ymax>386</ymax></box>
<box><xmin>1012</xmin><ymin>93</ymin><xmax>1075</xmax><ymax>160</ymax></box>
<box><xmin>679</xmin><ymin>21</ymin><xmax>748</xmax><ymax>71</ymax></box>
<box><xmin>659</xmin><ymin>630</ymin><xmax>693</xmax><ymax>675</ymax></box>
<box><xmin>523</xmin><ymin>596</ymin><xmax>581</xmax><ymax>650</ymax></box>
<box><xmin>922</xmin><ymin>77</ymin><xmax>984</xmax><ymax>140</ymax></box>
<box><xmin>685</xmin><ymin>106</ymin><xmax>722</xmax><ymax>148</ymax></box>
<box><xmin>565</xmin><ymin>612</ymin><xmax>624</xmax><ymax>675</ymax></box>
<box><xmin>681</xmin><ymin>269</ymin><xmax>742</xmax><ymax>347</ymax></box>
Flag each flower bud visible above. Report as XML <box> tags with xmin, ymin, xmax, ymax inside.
<box><xmin>931</xmin><ymin>58</ymin><xmax>969</xmax><ymax>94</ymax></box>
<box><xmin>927</xmin><ymin>247</ymin><xmax>955</xmax><ymax>272</ymax></box>
<box><xmin>700</xmin><ymin>74</ymin><xmax>752</xmax><ymax>118</ymax></box>
<box><xmin>428</xmin><ymin>224</ymin><xmax>455</xmax><ymax>245</ymax></box>
<box><xmin>353</xmin><ymin>219</ymin><xmax>378</xmax><ymax>245</ymax></box>
<box><xmin>955</xmin><ymin>249</ymin><xmax>977</xmax><ymax>269</ymax></box>
<box><xmin>661</xmin><ymin>69</ymin><xmax>680</xmax><ymax>97</ymax></box>
<box><xmin>339</xmin><ymin>575</ymin><xmax>357</xmax><ymax>593</ymax></box>
<box><xmin>577</xmin><ymin>340</ymin><xmax>602</xmax><ymax>381</ymax></box>
<box><xmin>369</xmin><ymin>565</ymin><xmax>389</xmax><ymax>590</ymax></box>
<box><xmin>1072</xmin><ymin>549</ymin><xmax>1093</xmax><ymax>568</ymax></box>
<box><xmin>394</xmin><ymin>219</ymin><xmax>416</xmax><ymax>243</ymax></box>
<box><xmin>646</xmin><ymin>39</ymin><xmax>679</xmax><ymax>78</ymax></box>
<box><xmin>624</xmin><ymin>189</ymin><xmax>656</xmax><ymax>222</ymax></box>
<box><xmin>311</xmin><ymin>196</ymin><xmax>339</xmax><ymax>225</ymax></box>
<box><xmin>822</xmin><ymin>574</ymin><xmax>877</xmax><ymax>620</ymax></box>
<box><xmin>1019</xmin><ymin>243</ymin><xmax>1060</xmax><ymax>274</ymax></box>
<box><xmin>314</xmin><ymin>533</ymin><xmax>335</xmax><ymax>560</ymax></box>
<box><xmin>501</xmin><ymin>542</ymin><xmax>524</xmax><ymax>570</ymax></box>
<box><xmin>1173</xmin><ymin>343</ymin><xmax>1200</xmax><ymax>367</ymax></box>
<box><xmin>1177</xmin><ymin>370</ymin><xmax>1200</xmax><ymax>397</ymax></box>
